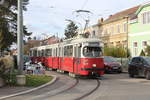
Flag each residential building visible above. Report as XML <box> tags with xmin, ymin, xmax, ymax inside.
<box><xmin>100</xmin><ymin>6</ymin><xmax>140</xmax><ymax>47</ymax></box>
<box><xmin>129</xmin><ymin>2</ymin><xmax>150</xmax><ymax>57</ymax></box>
<box><xmin>40</xmin><ymin>35</ymin><xmax>60</xmax><ymax>46</ymax></box>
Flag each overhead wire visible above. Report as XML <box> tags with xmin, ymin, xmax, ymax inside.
<box><xmin>81</xmin><ymin>0</ymin><xmax>89</xmax><ymax>10</ymax></box>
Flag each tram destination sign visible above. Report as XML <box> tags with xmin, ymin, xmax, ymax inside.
<box><xmin>83</xmin><ymin>42</ymin><xmax>100</xmax><ymax>46</ymax></box>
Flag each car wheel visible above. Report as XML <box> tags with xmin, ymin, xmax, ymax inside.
<box><xmin>129</xmin><ymin>74</ymin><xmax>134</xmax><ymax>78</ymax></box>
<box><xmin>118</xmin><ymin>68</ymin><xmax>122</xmax><ymax>73</ymax></box>
<box><xmin>146</xmin><ymin>71</ymin><xmax>150</xmax><ymax>80</ymax></box>
<box><xmin>118</xmin><ymin>70</ymin><xmax>122</xmax><ymax>73</ymax></box>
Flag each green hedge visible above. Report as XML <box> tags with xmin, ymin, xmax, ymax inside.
<box><xmin>26</xmin><ymin>75</ymin><xmax>52</xmax><ymax>87</ymax></box>
<box><xmin>104</xmin><ymin>47</ymin><xmax>130</xmax><ymax>58</ymax></box>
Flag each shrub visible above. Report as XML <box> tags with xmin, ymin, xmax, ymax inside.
<box><xmin>3</xmin><ymin>69</ymin><xmax>19</xmax><ymax>85</ymax></box>
<box><xmin>145</xmin><ymin>45</ymin><xmax>150</xmax><ymax>56</ymax></box>
<box><xmin>0</xmin><ymin>56</ymin><xmax>14</xmax><ymax>78</ymax></box>
<box><xmin>0</xmin><ymin>56</ymin><xmax>17</xmax><ymax>85</ymax></box>
<box><xmin>103</xmin><ymin>47</ymin><xmax>130</xmax><ymax>58</ymax></box>
<box><xmin>140</xmin><ymin>50</ymin><xmax>146</xmax><ymax>56</ymax></box>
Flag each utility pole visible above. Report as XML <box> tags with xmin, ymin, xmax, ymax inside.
<box><xmin>17</xmin><ymin>0</ymin><xmax>24</xmax><ymax>74</ymax></box>
<box><xmin>126</xmin><ymin>16</ymin><xmax>129</xmax><ymax>58</ymax></box>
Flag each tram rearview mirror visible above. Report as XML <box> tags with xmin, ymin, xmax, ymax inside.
<box><xmin>78</xmin><ymin>43</ymin><xmax>82</xmax><ymax>47</ymax></box>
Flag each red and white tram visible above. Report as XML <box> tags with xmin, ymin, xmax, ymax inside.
<box><xmin>30</xmin><ymin>35</ymin><xmax>104</xmax><ymax>77</ymax></box>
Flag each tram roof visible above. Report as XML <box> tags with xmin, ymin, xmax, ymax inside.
<box><xmin>31</xmin><ymin>35</ymin><xmax>102</xmax><ymax>50</ymax></box>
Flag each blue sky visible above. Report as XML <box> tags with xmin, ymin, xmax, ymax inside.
<box><xmin>24</xmin><ymin>0</ymin><xmax>150</xmax><ymax>39</ymax></box>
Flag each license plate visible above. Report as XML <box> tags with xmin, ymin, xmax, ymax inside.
<box><xmin>113</xmin><ymin>67</ymin><xmax>118</xmax><ymax>69</ymax></box>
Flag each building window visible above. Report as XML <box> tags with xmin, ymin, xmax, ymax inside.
<box><xmin>142</xmin><ymin>11</ymin><xmax>150</xmax><ymax>24</ymax></box>
<box><xmin>104</xmin><ymin>29</ymin><xmax>108</xmax><ymax>35</ymax></box>
<box><xmin>133</xmin><ymin>42</ymin><xmax>138</xmax><ymax>47</ymax></box>
<box><xmin>123</xmin><ymin>23</ymin><xmax>127</xmax><ymax>33</ymax></box>
<box><xmin>117</xmin><ymin>25</ymin><xmax>120</xmax><ymax>33</ymax></box>
<box><xmin>110</xmin><ymin>42</ymin><xmax>114</xmax><ymax>46</ymax></box>
<box><xmin>133</xmin><ymin>42</ymin><xmax>138</xmax><ymax>56</ymax></box>
<box><xmin>110</xmin><ymin>26</ymin><xmax>114</xmax><ymax>34</ymax></box>
<box><xmin>142</xmin><ymin>41</ymin><xmax>147</xmax><ymax>47</ymax></box>
<box><xmin>93</xmin><ymin>30</ymin><xmax>96</xmax><ymax>36</ymax></box>
<box><xmin>116</xmin><ymin>41</ymin><xmax>121</xmax><ymax>47</ymax></box>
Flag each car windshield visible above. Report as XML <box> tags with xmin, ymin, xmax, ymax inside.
<box><xmin>83</xmin><ymin>47</ymin><xmax>102</xmax><ymax>58</ymax></box>
<box><xmin>104</xmin><ymin>56</ymin><xmax>118</xmax><ymax>63</ymax></box>
<box><xmin>145</xmin><ymin>57</ymin><xmax>150</xmax><ymax>65</ymax></box>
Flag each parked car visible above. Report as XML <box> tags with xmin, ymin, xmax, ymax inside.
<box><xmin>128</xmin><ymin>56</ymin><xmax>150</xmax><ymax>80</ymax></box>
<box><xmin>103</xmin><ymin>56</ymin><xmax>122</xmax><ymax>73</ymax></box>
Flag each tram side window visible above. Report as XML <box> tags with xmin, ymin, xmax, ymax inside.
<box><xmin>41</xmin><ymin>50</ymin><xmax>45</xmax><ymax>56</ymax></box>
<box><xmin>38</xmin><ymin>51</ymin><xmax>41</xmax><ymax>57</ymax></box>
<box><xmin>29</xmin><ymin>50</ymin><xmax>32</xmax><ymax>56</ymax></box>
<box><xmin>64</xmin><ymin>45</ymin><xmax>73</xmax><ymax>57</ymax></box>
<box><xmin>59</xmin><ymin>47</ymin><xmax>61</xmax><ymax>57</ymax></box>
<box><xmin>78</xmin><ymin>46</ymin><xmax>81</xmax><ymax>57</ymax></box>
<box><xmin>46</xmin><ymin>49</ymin><xmax>52</xmax><ymax>57</ymax></box>
<box><xmin>53</xmin><ymin>48</ymin><xmax>56</xmax><ymax>57</ymax></box>
<box><xmin>74</xmin><ymin>45</ymin><xmax>79</xmax><ymax>58</ymax></box>
<box><xmin>56</xmin><ymin>48</ymin><xmax>58</xmax><ymax>57</ymax></box>
<box><xmin>33</xmin><ymin>50</ymin><xmax>37</xmax><ymax>57</ymax></box>
<box><xmin>62</xmin><ymin>47</ymin><xmax>64</xmax><ymax>57</ymax></box>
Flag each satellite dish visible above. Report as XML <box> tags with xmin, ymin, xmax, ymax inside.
<box><xmin>0</xmin><ymin>0</ymin><xmax>4</xmax><ymax>5</ymax></box>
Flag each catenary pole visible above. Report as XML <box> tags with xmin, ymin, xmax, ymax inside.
<box><xmin>17</xmin><ymin>0</ymin><xmax>24</xmax><ymax>74</ymax></box>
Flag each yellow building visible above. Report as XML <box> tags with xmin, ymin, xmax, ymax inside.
<box><xmin>100</xmin><ymin>6</ymin><xmax>139</xmax><ymax>48</ymax></box>
<box><xmin>83</xmin><ymin>23</ymin><xmax>102</xmax><ymax>38</ymax></box>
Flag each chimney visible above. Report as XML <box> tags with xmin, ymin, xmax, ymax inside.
<box><xmin>98</xmin><ymin>18</ymin><xmax>104</xmax><ymax>23</ymax></box>
<box><xmin>109</xmin><ymin>15</ymin><xmax>112</xmax><ymax>18</ymax></box>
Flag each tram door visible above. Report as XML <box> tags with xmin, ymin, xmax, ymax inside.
<box><xmin>74</xmin><ymin>44</ymin><xmax>81</xmax><ymax>74</ymax></box>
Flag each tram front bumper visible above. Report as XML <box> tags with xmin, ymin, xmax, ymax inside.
<box><xmin>81</xmin><ymin>68</ymin><xmax>105</xmax><ymax>71</ymax></box>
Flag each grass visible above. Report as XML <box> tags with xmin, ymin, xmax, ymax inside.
<box><xmin>26</xmin><ymin>75</ymin><xmax>53</xmax><ymax>87</ymax></box>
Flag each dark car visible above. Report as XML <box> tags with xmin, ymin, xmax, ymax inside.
<box><xmin>128</xmin><ymin>56</ymin><xmax>150</xmax><ymax>80</ymax></box>
<box><xmin>103</xmin><ymin>56</ymin><xmax>122</xmax><ymax>73</ymax></box>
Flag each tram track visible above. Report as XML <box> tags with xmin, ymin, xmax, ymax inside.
<box><xmin>4</xmin><ymin>71</ymin><xmax>101</xmax><ymax>100</ymax></box>
<box><xmin>4</xmin><ymin>73</ymin><xmax>79</xmax><ymax>100</ymax></box>
<box><xmin>30</xmin><ymin>77</ymin><xmax>100</xmax><ymax>100</ymax></box>
<box><xmin>46</xmin><ymin>78</ymin><xmax>79</xmax><ymax>97</ymax></box>
<box><xmin>74</xmin><ymin>79</ymin><xmax>101</xmax><ymax>100</ymax></box>
<box><xmin>26</xmin><ymin>78</ymin><xmax>79</xmax><ymax>100</ymax></box>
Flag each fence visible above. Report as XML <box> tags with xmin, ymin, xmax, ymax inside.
<box><xmin>115</xmin><ymin>58</ymin><xmax>130</xmax><ymax>72</ymax></box>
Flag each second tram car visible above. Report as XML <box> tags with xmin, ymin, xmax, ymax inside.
<box><xmin>30</xmin><ymin>35</ymin><xmax>104</xmax><ymax>77</ymax></box>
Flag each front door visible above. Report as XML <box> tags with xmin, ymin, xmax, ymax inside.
<box><xmin>74</xmin><ymin>45</ymin><xmax>81</xmax><ymax>74</ymax></box>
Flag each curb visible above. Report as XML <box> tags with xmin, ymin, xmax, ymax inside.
<box><xmin>0</xmin><ymin>75</ymin><xmax>57</xmax><ymax>100</ymax></box>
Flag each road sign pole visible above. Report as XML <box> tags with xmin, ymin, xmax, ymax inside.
<box><xmin>17</xmin><ymin>0</ymin><xmax>24</xmax><ymax>74</ymax></box>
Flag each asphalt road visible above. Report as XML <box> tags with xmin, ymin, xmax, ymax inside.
<box><xmin>4</xmin><ymin>72</ymin><xmax>150</xmax><ymax>100</ymax></box>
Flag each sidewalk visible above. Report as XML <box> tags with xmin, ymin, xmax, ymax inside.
<box><xmin>0</xmin><ymin>71</ymin><xmax>55</xmax><ymax>98</ymax></box>
<box><xmin>0</xmin><ymin>86</ymin><xmax>32</xmax><ymax>97</ymax></box>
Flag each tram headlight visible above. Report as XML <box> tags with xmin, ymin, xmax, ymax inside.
<box><xmin>92</xmin><ymin>64</ymin><xmax>96</xmax><ymax>68</ymax></box>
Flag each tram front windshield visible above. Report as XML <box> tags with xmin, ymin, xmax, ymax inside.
<box><xmin>83</xmin><ymin>46</ymin><xmax>102</xmax><ymax>58</ymax></box>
